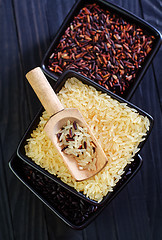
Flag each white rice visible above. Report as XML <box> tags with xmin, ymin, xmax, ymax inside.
<box><xmin>56</xmin><ymin>120</ymin><xmax>97</xmax><ymax>171</ymax></box>
<box><xmin>25</xmin><ymin>77</ymin><xmax>150</xmax><ymax>202</ymax></box>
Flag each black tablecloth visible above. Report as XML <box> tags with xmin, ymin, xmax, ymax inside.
<box><xmin>0</xmin><ymin>0</ymin><xmax>162</xmax><ymax>239</ymax></box>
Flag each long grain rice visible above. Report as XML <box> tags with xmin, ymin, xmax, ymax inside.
<box><xmin>25</xmin><ymin>77</ymin><xmax>150</xmax><ymax>202</ymax></box>
<box><xmin>56</xmin><ymin>120</ymin><xmax>97</xmax><ymax>171</ymax></box>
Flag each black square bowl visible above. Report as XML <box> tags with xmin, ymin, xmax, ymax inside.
<box><xmin>17</xmin><ymin>70</ymin><xmax>153</xmax><ymax>206</ymax></box>
<box><xmin>9</xmin><ymin>152</ymin><xmax>143</xmax><ymax>230</ymax></box>
<box><xmin>41</xmin><ymin>0</ymin><xmax>162</xmax><ymax>100</ymax></box>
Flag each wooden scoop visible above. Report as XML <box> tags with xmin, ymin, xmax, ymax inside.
<box><xmin>26</xmin><ymin>67</ymin><xmax>108</xmax><ymax>181</ymax></box>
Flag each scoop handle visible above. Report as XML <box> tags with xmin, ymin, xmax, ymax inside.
<box><xmin>26</xmin><ymin>67</ymin><xmax>64</xmax><ymax>116</ymax></box>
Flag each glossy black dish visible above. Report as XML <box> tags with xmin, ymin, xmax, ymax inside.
<box><xmin>41</xmin><ymin>0</ymin><xmax>162</xmax><ymax>100</ymax></box>
<box><xmin>9</xmin><ymin>152</ymin><xmax>143</xmax><ymax>230</ymax></box>
<box><xmin>17</xmin><ymin>70</ymin><xmax>153</xmax><ymax>206</ymax></box>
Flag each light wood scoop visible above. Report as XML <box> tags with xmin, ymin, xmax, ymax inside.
<box><xmin>26</xmin><ymin>67</ymin><xmax>108</xmax><ymax>181</ymax></box>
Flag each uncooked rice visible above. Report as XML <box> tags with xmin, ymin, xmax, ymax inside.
<box><xmin>57</xmin><ymin>120</ymin><xmax>97</xmax><ymax>171</ymax></box>
<box><xmin>25</xmin><ymin>77</ymin><xmax>150</xmax><ymax>202</ymax></box>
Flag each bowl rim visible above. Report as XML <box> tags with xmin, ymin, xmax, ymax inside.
<box><xmin>17</xmin><ymin>69</ymin><xmax>154</xmax><ymax>206</ymax></box>
<box><xmin>9</xmin><ymin>152</ymin><xmax>143</xmax><ymax>230</ymax></box>
<box><xmin>41</xmin><ymin>0</ymin><xmax>162</xmax><ymax>100</ymax></box>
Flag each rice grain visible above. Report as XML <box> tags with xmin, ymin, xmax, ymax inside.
<box><xmin>25</xmin><ymin>77</ymin><xmax>150</xmax><ymax>202</ymax></box>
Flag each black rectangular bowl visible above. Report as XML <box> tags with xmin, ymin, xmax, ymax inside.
<box><xmin>9</xmin><ymin>152</ymin><xmax>143</xmax><ymax>230</ymax></box>
<box><xmin>41</xmin><ymin>0</ymin><xmax>162</xmax><ymax>100</ymax></box>
<box><xmin>17</xmin><ymin>70</ymin><xmax>153</xmax><ymax>206</ymax></box>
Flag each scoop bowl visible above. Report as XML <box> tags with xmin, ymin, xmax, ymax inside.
<box><xmin>26</xmin><ymin>67</ymin><xmax>108</xmax><ymax>181</ymax></box>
